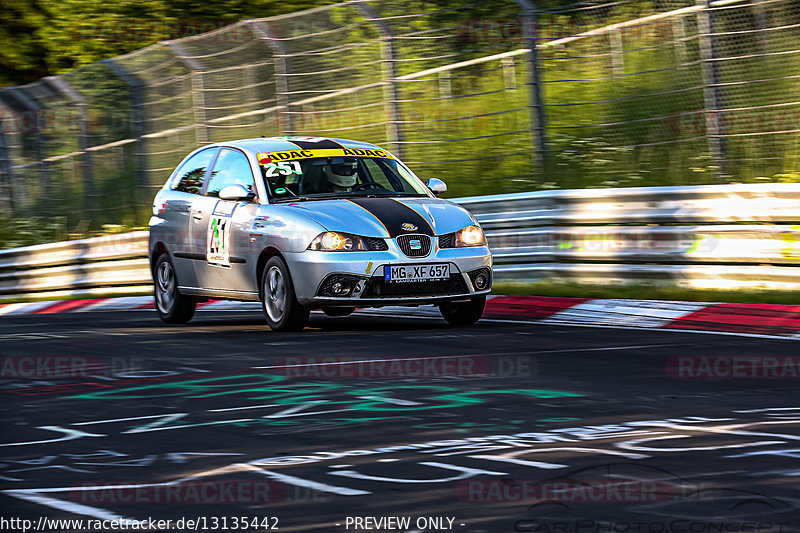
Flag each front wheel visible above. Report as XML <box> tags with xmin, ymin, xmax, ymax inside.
<box><xmin>153</xmin><ymin>254</ymin><xmax>196</xmax><ymax>324</ymax></box>
<box><xmin>439</xmin><ymin>296</ymin><xmax>486</xmax><ymax>326</ymax></box>
<box><xmin>261</xmin><ymin>257</ymin><xmax>309</xmax><ymax>332</ymax></box>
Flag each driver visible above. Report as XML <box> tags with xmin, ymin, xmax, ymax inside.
<box><xmin>323</xmin><ymin>159</ymin><xmax>358</xmax><ymax>192</ymax></box>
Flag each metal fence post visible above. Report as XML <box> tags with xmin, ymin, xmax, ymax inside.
<box><xmin>355</xmin><ymin>4</ymin><xmax>405</xmax><ymax>159</ymax></box>
<box><xmin>672</xmin><ymin>16</ymin><xmax>686</xmax><ymax>68</ymax></box>
<box><xmin>514</xmin><ymin>0</ymin><xmax>547</xmax><ymax>175</ymax></box>
<box><xmin>167</xmin><ymin>42</ymin><xmax>209</xmax><ymax>144</ymax></box>
<box><xmin>8</xmin><ymin>87</ymin><xmax>49</xmax><ymax>214</ymax></box>
<box><xmin>46</xmin><ymin>76</ymin><xmax>96</xmax><ymax>216</ymax></box>
<box><xmin>250</xmin><ymin>21</ymin><xmax>292</xmax><ymax>134</ymax></box>
<box><xmin>438</xmin><ymin>71</ymin><xmax>452</xmax><ymax>99</ymax></box>
<box><xmin>101</xmin><ymin>59</ymin><xmax>149</xmax><ymax>206</ymax></box>
<box><xmin>610</xmin><ymin>29</ymin><xmax>624</xmax><ymax>77</ymax></box>
<box><xmin>502</xmin><ymin>58</ymin><xmax>517</xmax><ymax>89</ymax></box>
<box><xmin>696</xmin><ymin>0</ymin><xmax>727</xmax><ymax>182</ymax></box>
<box><xmin>0</xmin><ymin>99</ymin><xmax>14</xmax><ymax>213</ymax></box>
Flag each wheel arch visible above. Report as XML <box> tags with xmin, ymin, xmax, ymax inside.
<box><xmin>256</xmin><ymin>247</ymin><xmax>285</xmax><ymax>299</ymax></box>
<box><xmin>150</xmin><ymin>241</ymin><xmax>169</xmax><ymax>273</ymax></box>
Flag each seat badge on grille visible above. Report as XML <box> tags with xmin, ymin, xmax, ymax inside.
<box><xmin>401</xmin><ymin>223</ymin><xmax>418</xmax><ymax>232</ymax></box>
<box><xmin>409</xmin><ymin>239</ymin><xmax>422</xmax><ymax>250</ymax></box>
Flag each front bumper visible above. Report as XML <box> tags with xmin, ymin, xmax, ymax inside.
<box><xmin>284</xmin><ymin>243</ymin><xmax>492</xmax><ymax>307</ymax></box>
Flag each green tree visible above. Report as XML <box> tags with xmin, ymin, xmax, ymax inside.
<box><xmin>0</xmin><ymin>0</ymin><xmax>338</xmax><ymax>86</ymax></box>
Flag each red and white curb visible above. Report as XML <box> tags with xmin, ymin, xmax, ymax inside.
<box><xmin>0</xmin><ymin>297</ymin><xmax>261</xmax><ymax>316</ymax></box>
<box><xmin>1</xmin><ymin>295</ymin><xmax>799</xmax><ymax>339</ymax></box>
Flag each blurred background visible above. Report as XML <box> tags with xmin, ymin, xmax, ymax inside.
<box><xmin>1</xmin><ymin>0</ymin><xmax>798</xmax><ymax>248</ymax></box>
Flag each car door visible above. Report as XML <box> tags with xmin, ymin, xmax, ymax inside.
<box><xmin>162</xmin><ymin>147</ymin><xmax>218</xmax><ymax>288</ymax></box>
<box><xmin>191</xmin><ymin>148</ymin><xmax>259</xmax><ymax>292</ymax></box>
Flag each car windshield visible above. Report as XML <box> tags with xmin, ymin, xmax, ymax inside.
<box><xmin>258</xmin><ymin>150</ymin><xmax>429</xmax><ymax>202</ymax></box>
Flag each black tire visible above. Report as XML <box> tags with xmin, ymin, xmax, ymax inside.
<box><xmin>261</xmin><ymin>256</ymin><xmax>310</xmax><ymax>332</ymax></box>
<box><xmin>153</xmin><ymin>254</ymin><xmax>196</xmax><ymax>324</ymax></box>
<box><xmin>439</xmin><ymin>296</ymin><xmax>486</xmax><ymax>326</ymax></box>
<box><xmin>323</xmin><ymin>307</ymin><xmax>356</xmax><ymax>317</ymax></box>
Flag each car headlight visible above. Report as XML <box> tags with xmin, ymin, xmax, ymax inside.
<box><xmin>454</xmin><ymin>225</ymin><xmax>486</xmax><ymax>247</ymax></box>
<box><xmin>309</xmin><ymin>231</ymin><xmax>368</xmax><ymax>251</ymax></box>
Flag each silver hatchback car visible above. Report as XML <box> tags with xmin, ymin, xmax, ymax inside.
<box><xmin>148</xmin><ymin>137</ymin><xmax>492</xmax><ymax>331</ymax></box>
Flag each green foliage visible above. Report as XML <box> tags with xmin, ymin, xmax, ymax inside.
<box><xmin>0</xmin><ymin>0</ymin><xmax>340</xmax><ymax>85</ymax></box>
<box><xmin>0</xmin><ymin>214</ymin><xmax>145</xmax><ymax>249</ymax></box>
<box><xmin>0</xmin><ymin>215</ymin><xmax>68</xmax><ymax>248</ymax></box>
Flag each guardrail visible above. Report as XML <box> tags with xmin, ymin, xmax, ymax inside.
<box><xmin>1</xmin><ymin>183</ymin><xmax>799</xmax><ymax>302</ymax></box>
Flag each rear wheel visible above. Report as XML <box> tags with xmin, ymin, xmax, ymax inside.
<box><xmin>439</xmin><ymin>296</ymin><xmax>486</xmax><ymax>326</ymax></box>
<box><xmin>261</xmin><ymin>256</ymin><xmax>309</xmax><ymax>332</ymax></box>
<box><xmin>323</xmin><ymin>307</ymin><xmax>356</xmax><ymax>317</ymax></box>
<box><xmin>153</xmin><ymin>254</ymin><xmax>196</xmax><ymax>324</ymax></box>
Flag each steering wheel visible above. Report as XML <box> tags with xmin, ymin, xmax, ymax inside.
<box><xmin>351</xmin><ymin>182</ymin><xmax>388</xmax><ymax>192</ymax></box>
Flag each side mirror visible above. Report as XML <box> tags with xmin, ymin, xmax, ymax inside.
<box><xmin>426</xmin><ymin>178</ymin><xmax>447</xmax><ymax>195</ymax></box>
<box><xmin>218</xmin><ymin>184</ymin><xmax>252</xmax><ymax>201</ymax></box>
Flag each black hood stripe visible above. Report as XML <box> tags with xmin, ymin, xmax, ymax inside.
<box><xmin>286</xmin><ymin>138</ymin><xmax>345</xmax><ymax>150</ymax></box>
<box><xmin>347</xmin><ymin>198</ymin><xmax>434</xmax><ymax>237</ymax></box>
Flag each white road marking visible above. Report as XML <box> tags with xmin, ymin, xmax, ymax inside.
<box><xmin>208</xmin><ymin>403</ymin><xmax>278</xmax><ymax>413</ymax></box>
<box><xmin>4</xmin><ymin>489</ymin><xmax>132</xmax><ymax>521</ymax></box>
<box><xmin>735</xmin><ymin>407</ymin><xmax>800</xmax><ymax>413</ymax></box>
<box><xmin>252</xmin><ymin>354</ymin><xmax>484</xmax><ymax>370</ymax></box>
<box><xmin>482</xmin><ymin>317</ymin><xmax>800</xmax><ymax>341</ymax></box>
<box><xmin>359</xmin><ymin>396</ymin><xmax>422</xmax><ymax>406</ymax></box>
<box><xmin>243</xmin><ymin>465</ymin><xmax>370</xmax><ymax>496</ymax></box>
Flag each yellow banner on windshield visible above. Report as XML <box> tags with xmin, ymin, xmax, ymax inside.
<box><xmin>256</xmin><ymin>148</ymin><xmax>395</xmax><ymax>164</ymax></box>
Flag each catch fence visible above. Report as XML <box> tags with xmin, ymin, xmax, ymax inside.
<box><xmin>0</xmin><ymin>0</ymin><xmax>798</xmax><ymax>232</ymax></box>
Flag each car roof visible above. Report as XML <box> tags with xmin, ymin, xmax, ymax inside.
<box><xmin>209</xmin><ymin>137</ymin><xmax>389</xmax><ymax>155</ymax></box>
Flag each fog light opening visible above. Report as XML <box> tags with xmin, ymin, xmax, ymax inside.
<box><xmin>474</xmin><ymin>273</ymin><xmax>489</xmax><ymax>290</ymax></box>
<box><xmin>331</xmin><ymin>282</ymin><xmax>351</xmax><ymax>295</ymax></box>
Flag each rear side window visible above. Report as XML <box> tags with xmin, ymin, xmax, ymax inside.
<box><xmin>172</xmin><ymin>148</ymin><xmax>217</xmax><ymax>194</ymax></box>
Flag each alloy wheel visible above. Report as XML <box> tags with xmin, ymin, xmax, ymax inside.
<box><xmin>264</xmin><ymin>265</ymin><xmax>287</xmax><ymax>322</ymax></box>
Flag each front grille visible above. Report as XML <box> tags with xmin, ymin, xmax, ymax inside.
<box><xmin>362</xmin><ymin>274</ymin><xmax>468</xmax><ymax>299</ymax></box>
<box><xmin>438</xmin><ymin>234</ymin><xmax>455</xmax><ymax>249</ymax></box>
<box><xmin>364</xmin><ymin>237</ymin><xmax>388</xmax><ymax>251</ymax></box>
<box><xmin>397</xmin><ymin>234</ymin><xmax>431</xmax><ymax>257</ymax></box>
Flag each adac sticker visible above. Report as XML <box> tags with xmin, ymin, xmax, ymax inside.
<box><xmin>256</xmin><ymin>148</ymin><xmax>394</xmax><ymax>164</ymax></box>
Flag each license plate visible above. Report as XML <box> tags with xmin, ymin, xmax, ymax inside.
<box><xmin>384</xmin><ymin>264</ymin><xmax>450</xmax><ymax>283</ymax></box>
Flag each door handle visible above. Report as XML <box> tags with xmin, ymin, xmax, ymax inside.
<box><xmin>192</xmin><ymin>212</ymin><xmax>204</xmax><ymax>220</ymax></box>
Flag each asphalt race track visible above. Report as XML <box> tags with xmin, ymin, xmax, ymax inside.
<box><xmin>1</xmin><ymin>308</ymin><xmax>799</xmax><ymax>533</ymax></box>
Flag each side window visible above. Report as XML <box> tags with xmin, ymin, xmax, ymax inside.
<box><xmin>205</xmin><ymin>149</ymin><xmax>255</xmax><ymax>198</ymax></box>
<box><xmin>173</xmin><ymin>149</ymin><xmax>216</xmax><ymax>194</ymax></box>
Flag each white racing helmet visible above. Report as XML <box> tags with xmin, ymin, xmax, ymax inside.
<box><xmin>323</xmin><ymin>159</ymin><xmax>358</xmax><ymax>190</ymax></box>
